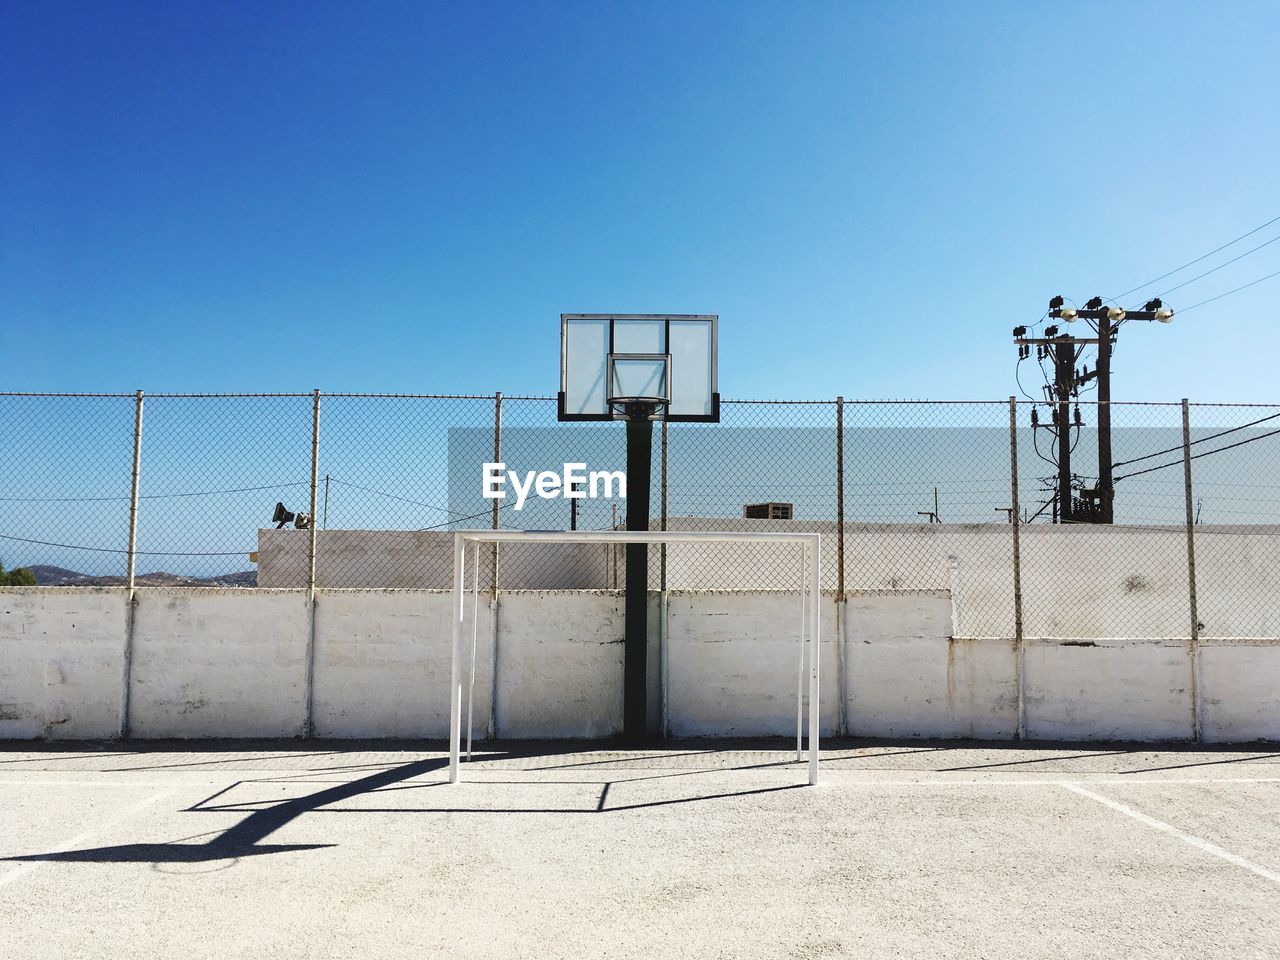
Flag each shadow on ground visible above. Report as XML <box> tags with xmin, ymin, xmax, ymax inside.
<box><xmin>3</xmin><ymin>737</ymin><xmax>1278</xmax><ymax>865</ymax></box>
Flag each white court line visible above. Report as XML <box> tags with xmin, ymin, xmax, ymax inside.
<box><xmin>0</xmin><ymin>787</ymin><xmax>176</xmax><ymax>889</ymax></box>
<box><xmin>3</xmin><ymin>775</ymin><xmax>1280</xmax><ymax>789</ymax></box>
<box><xmin>0</xmin><ymin>779</ymin><xmax>197</xmax><ymax>788</ymax></box>
<box><xmin>1061</xmin><ymin>782</ymin><xmax>1280</xmax><ymax>887</ymax></box>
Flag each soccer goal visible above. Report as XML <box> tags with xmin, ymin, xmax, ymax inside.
<box><xmin>448</xmin><ymin>529</ymin><xmax>823</xmax><ymax>785</ymax></box>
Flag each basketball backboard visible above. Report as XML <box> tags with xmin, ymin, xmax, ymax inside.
<box><xmin>558</xmin><ymin>314</ymin><xmax>719</xmax><ymax>422</ymax></box>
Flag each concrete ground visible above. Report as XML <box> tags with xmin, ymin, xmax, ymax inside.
<box><xmin>1</xmin><ymin>740</ymin><xmax>1278</xmax><ymax>959</ymax></box>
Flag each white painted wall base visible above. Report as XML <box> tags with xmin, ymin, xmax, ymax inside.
<box><xmin>845</xmin><ymin>593</ymin><xmax>1018</xmax><ymax>739</ymax></box>
<box><xmin>129</xmin><ymin>590</ymin><xmax>310</xmax><ymax>738</ymax></box>
<box><xmin>2</xmin><ymin>586</ymin><xmax>1277</xmax><ymax>742</ymax></box>
<box><xmin>0</xmin><ymin>587</ymin><xmax>126</xmax><ymax>739</ymax></box>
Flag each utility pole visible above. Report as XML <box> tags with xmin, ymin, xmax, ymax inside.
<box><xmin>1015</xmin><ymin>295</ymin><xmax>1173</xmax><ymax>524</ymax></box>
<box><xmin>1051</xmin><ymin>295</ymin><xmax>1171</xmax><ymax>523</ymax></box>
<box><xmin>1095</xmin><ymin>311</ymin><xmax>1114</xmax><ymax>523</ymax></box>
<box><xmin>1017</xmin><ymin>327</ymin><xmax>1076</xmax><ymax>523</ymax></box>
<box><xmin>1053</xmin><ymin>338</ymin><xmax>1074</xmax><ymax>523</ymax></box>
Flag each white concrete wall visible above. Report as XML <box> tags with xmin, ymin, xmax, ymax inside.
<box><xmin>1023</xmin><ymin>639</ymin><xmax>1194</xmax><ymax>741</ymax></box>
<box><xmin>1199</xmin><ymin>642</ymin><xmax>1280</xmax><ymax>742</ymax></box>
<box><xmin>665</xmin><ymin>592</ymin><xmax>840</xmax><ymax>737</ymax></box>
<box><xmin>259</xmin><ymin>521</ymin><xmax>1280</xmax><ymax>641</ymax></box>
<box><xmin>0</xmin><ymin>587</ymin><xmax>127</xmax><ymax>739</ymax></box>
<box><xmin>844</xmin><ymin>592</ymin><xmax>1017</xmax><ymax>739</ymax></box>
<box><xmin>311</xmin><ymin>590</ymin><xmax>461</xmax><ymax>738</ymax></box>
<box><xmin>258</xmin><ymin>529</ymin><xmax>613</xmax><ymax>590</ymax></box>
<box><xmin>1</xmin><ymin>586</ymin><xmax>1278</xmax><ymax>742</ymax></box>
<box><xmin>663</xmin><ymin>518</ymin><xmax>1280</xmax><ymax>640</ymax></box>
<box><xmin>496</xmin><ymin>592</ymin><xmax>625</xmax><ymax>738</ymax></box>
<box><xmin>129</xmin><ymin>590</ymin><xmax>310</xmax><ymax>738</ymax></box>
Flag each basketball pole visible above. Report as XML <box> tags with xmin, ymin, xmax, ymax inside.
<box><xmin>623</xmin><ymin>402</ymin><xmax>655</xmax><ymax>741</ymax></box>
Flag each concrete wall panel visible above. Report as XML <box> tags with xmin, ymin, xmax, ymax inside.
<box><xmin>495</xmin><ymin>592</ymin><xmax>624</xmax><ymax>738</ymax></box>
<box><xmin>1024</xmin><ymin>640</ymin><xmax>1193</xmax><ymax>741</ymax></box>
<box><xmin>665</xmin><ymin>592</ymin><xmax>840</xmax><ymax>737</ymax></box>
<box><xmin>1199</xmin><ymin>643</ymin><xmax>1280</xmax><ymax>742</ymax></box>
<box><xmin>129</xmin><ymin>589</ymin><xmax>309</xmax><ymax>738</ymax></box>
<box><xmin>2</xmin><ymin>584</ymin><xmax>1274</xmax><ymax>744</ymax></box>
<box><xmin>0</xmin><ymin>587</ymin><xmax>126</xmax><ymax>739</ymax></box>
<box><xmin>844</xmin><ymin>592</ymin><xmax>1016</xmax><ymax>739</ymax></box>
<box><xmin>311</xmin><ymin>590</ymin><xmax>471</xmax><ymax>738</ymax></box>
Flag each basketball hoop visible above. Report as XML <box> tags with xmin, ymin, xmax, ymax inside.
<box><xmin>559</xmin><ymin>315</ymin><xmax>719</xmax><ymax>423</ymax></box>
<box><xmin>555</xmin><ymin>313</ymin><xmax>721</xmax><ymax>738</ymax></box>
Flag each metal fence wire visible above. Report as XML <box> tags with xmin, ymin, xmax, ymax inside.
<box><xmin>1</xmin><ymin>392</ymin><xmax>1277</xmax><ymax>644</ymax></box>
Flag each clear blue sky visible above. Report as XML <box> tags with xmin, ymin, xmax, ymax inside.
<box><xmin>3</xmin><ymin>1</ymin><xmax>1279</xmax><ymax>401</ymax></box>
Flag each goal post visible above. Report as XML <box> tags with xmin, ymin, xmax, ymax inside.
<box><xmin>448</xmin><ymin>529</ymin><xmax>822</xmax><ymax>786</ymax></box>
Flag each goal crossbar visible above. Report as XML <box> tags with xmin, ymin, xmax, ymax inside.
<box><xmin>448</xmin><ymin>529</ymin><xmax>822</xmax><ymax>785</ymax></box>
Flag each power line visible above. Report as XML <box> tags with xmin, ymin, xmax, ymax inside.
<box><xmin>1154</xmin><ymin>233</ymin><xmax>1280</xmax><ymax>299</ymax></box>
<box><xmin>418</xmin><ymin>504</ymin><xmax>510</xmax><ymax>530</ymax></box>
<box><xmin>1113</xmin><ymin>409</ymin><xmax>1280</xmax><ymax>468</ymax></box>
<box><xmin>1115</xmin><ymin>426</ymin><xmax>1280</xmax><ymax>482</ymax></box>
<box><xmin>0</xmin><ymin>477</ymin><xmax>468</xmax><ymax>522</ymax></box>
<box><xmin>327</xmin><ymin>479</ymin><xmax>468</xmax><ymax>518</ymax></box>
<box><xmin>0</xmin><ymin>534</ymin><xmax>249</xmax><ymax>556</ymax></box>
<box><xmin>1110</xmin><ymin>213</ymin><xmax>1280</xmax><ymax>301</ymax></box>
<box><xmin>0</xmin><ymin>501</ymin><xmax>512</xmax><ymax>556</ymax></box>
<box><xmin>1178</xmin><ymin>266</ymin><xmax>1280</xmax><ymax>314</ymax></box>
<box><xmin>0</xmin><ymin>481</ymin><xmax>310</xmax><ymax>504</ymax></box>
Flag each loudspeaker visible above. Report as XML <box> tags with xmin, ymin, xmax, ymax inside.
<box><xmin>272</xmin><ymin>502</ymin><xmax>295</xmax><ymax>529</ymax></box>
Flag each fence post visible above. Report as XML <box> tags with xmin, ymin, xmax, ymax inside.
<box><xmin>836</xmin><ymin>397</ymin><xmax>845</xmax><ymax>600</ymax></box>
<box><xmin>119</xmin><ymin>389</ymin><xmax>144</xmax><ymax>739</ymax></box>
<box><xmin>835</xmin><ymin>396</ymin><xmax>847</xmax><ymax>736</ymax></box>
<box><xmin>303</xmin><ymin>389</ymin><xmax>321</xmax><ymax>738</ymax></box>
<box><xmin>1181</xmin><ymin>398</ymin><xmax>1202</xmax><ymax>742</ymax></box>
<box><xmin>488</xmin><ymin>392</ymin><xmax>502</xmax><ymax>739</ymax></box>
<box><xmin>1008</xmin><ymin>397</ymin><xmax>1025</xmax><ymax>740</ymax></box>
<box><xmin>660</xmin><ymin>415</ymin><xmax>669</xmax><ymax>736</ymax></box>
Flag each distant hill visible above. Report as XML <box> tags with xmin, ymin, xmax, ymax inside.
<box><xmin>25</xmin><ymin>565</ymin><xmax>257</xmax><ymax>588</ymax></box>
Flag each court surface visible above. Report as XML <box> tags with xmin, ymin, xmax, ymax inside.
<box><xmin>2</xmin><ymin>740</ymin><xmax>1278</xmax><ymax>959</ymax></box>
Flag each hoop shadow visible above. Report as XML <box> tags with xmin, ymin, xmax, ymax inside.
<box><xmin>4</xmin><ymin>742</ymin><xmax>816</xmax><ymax>865</ymax></box>
<box><xmin>3</xmin><ymin>756</ymin><xmax>448</xmax><ymax>865</ymax></box>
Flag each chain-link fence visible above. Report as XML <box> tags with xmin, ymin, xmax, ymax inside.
<box><xmin>3</xmin><ymin>391</ymin><xmax>1278</xmax><ymax>643</ymax></box>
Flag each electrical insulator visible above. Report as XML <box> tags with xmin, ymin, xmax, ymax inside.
<box><xmin>1074</xmin><ymin>405</ymin><xmax>1083</xmax><ymax>427</ymax></box>
<box><xmin>1030</xmin><ymin>408</ymin><xmax>1039</xmax><ymax>427</ymax></box>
